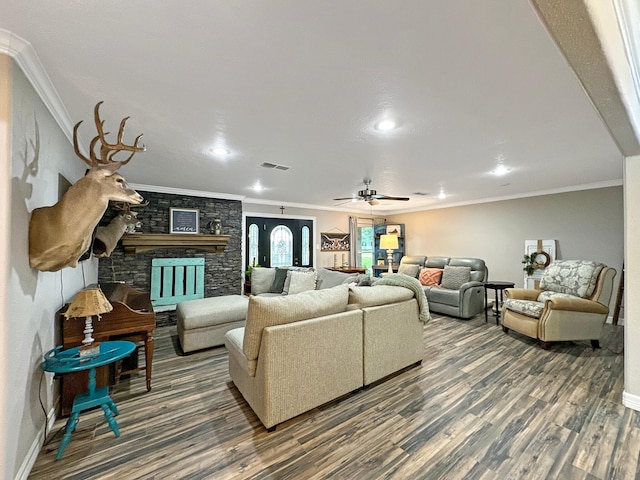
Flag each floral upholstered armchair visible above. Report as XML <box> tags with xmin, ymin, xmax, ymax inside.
<box><xmin>502</xmin><ymin>260</ymin><xmax>616</xmax><ymax>349</ymax></box>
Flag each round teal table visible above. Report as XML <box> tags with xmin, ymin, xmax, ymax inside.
<box><xmin>41</xmin><ymin>340</ymin><xmax>136</xmax><ymax>459</ymax></box>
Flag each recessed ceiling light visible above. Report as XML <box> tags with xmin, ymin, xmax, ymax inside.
<box><xmin>210</xmin><ymin>147</ymin><xmax>230</xmax><ymax>156</ymax></box>
<box><xmin>375</xmin><ymin>119</ymin><xmax>396</xmax><ymax>131</ymax></box>
<box><xmin>492</xmin><ymin>164</ymin><xmax>510</xmax><ymax>176</ymax></box>
<box><xmin>252</xmin><ymin>181</ymin><xmax>264</xmax><ymax>192</ymax></box>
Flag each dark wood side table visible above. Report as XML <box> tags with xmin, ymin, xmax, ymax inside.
<box><xmin>484</xmin><ymin>281</ymin><xmax>515</xmax><ymax>325</ymax></box>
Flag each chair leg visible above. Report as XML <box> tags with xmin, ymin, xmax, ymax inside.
<box><xmin>540</xmin><ymin>341</ymin><xmax>551</xmax><ymax>350</ymax></box>
<box><xmin>591</xmin><ymin>339</ymin><xmax>600</xmax><ymax>349</ymax></box>
<box><xmin>502</xmin><ymin>326</ymin><xmax>509</xmax><ymax>334</ymax></box>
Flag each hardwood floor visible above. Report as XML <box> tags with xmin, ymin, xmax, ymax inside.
<box><xmin>29</xmin><ymin>314</ymin><xmax>637</xmax><ymax>479</ymax></box>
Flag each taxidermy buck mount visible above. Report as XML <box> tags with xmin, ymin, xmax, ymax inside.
<box><xmin>92</xmin><ymin>202</ymin><xmax>146</xmax><ymax>258</ymax></box>
<box><xmin>28</xmin><ymin>102</ymin><xmax>145</xmax><ymax>272</ymax></box>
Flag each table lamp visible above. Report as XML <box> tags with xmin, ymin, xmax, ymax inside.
<box><xmin>65</xmin><ymin>285</ymin><xmax>113</xmax><ymax>357</ymax></box>
<box><xmin>379</xmin><ymin>234</ymin><xmax>399</xmax><ymax>274</ymax></box>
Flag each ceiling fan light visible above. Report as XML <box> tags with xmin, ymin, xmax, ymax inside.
<box><xmin>369</xmin><ymin>198</ymin><xmax>379</xmax><ymax>206</ymax></box>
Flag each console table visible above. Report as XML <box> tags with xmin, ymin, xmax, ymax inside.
<box><xmin>326</xmin><ymin>266</ymin><xmax>367</xmax><ymax>274</ymax></box>
<box><xmin>42</xmin><ymin>341</ymin><xmax>136</xmax><ymax>459</ymax></box>
<box><xmin>60</xmin><ymin>283</ymin><xmax>156</xmax><ymax>416</ymax></box>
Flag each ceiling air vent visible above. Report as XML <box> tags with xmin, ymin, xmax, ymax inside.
<box><xmin>261</xmin><ymin>162</ymin><xmax>291</xmax><ymax>171</ymax></box>
<box><xmin>413</xmin><ymin>192</ymin><xmax>430</xmax><ymax>196</ymax></box>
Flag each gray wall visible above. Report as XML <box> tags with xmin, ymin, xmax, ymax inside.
<box><xmin>388</xmin><ymin>186</ymin><xmax>624</xmax><ymax>313</ymax></box>
<box><xmin>6</xmin><ymin>56</ymin><xmax>97</xmax><ymax>479</ymax></box>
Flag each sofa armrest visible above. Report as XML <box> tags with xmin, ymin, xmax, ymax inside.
<box><xmin>458</xmin><ymin>281</ymin><xmax>483</xmax><ymax>293</ymax></box>
<box><xmin>544</xmin><ymin>296</ymin><xmax>609</xmax><ymax>314</ymax></box>
<box><xmin>505</xmin><ymin>288</ymin><xmax>541</xmax><ymax>301</ymax></box>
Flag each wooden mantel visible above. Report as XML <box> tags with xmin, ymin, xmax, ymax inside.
<box><xmin>121</xmin><ymin>233</ymin><xmax>230</xmax><ymax>255</ymax></box>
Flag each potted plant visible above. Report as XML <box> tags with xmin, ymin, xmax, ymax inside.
<box><xmin>522</xmin><ymin>254</ymin><xmax>537</xmax><ymax>276</ymax></box>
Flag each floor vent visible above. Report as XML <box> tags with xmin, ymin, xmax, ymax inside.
<box><xmin>261</xmin><ymin>162</ymin><xmax>291</xmax><ymax>171</ymax></box>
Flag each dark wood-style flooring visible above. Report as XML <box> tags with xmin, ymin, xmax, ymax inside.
<box><xmin>29</xmin><ymin>313</ymin><xmax>637</xmax><ymax>479</ymax></box>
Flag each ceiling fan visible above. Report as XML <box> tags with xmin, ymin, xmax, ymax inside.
<box><xmin>334</xmin><ymin>179</ymin><xmax>410</xmax><ymax>206</ymax></box>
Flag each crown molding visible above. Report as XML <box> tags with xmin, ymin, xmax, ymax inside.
<box><xmin>130</xmin><ymin>183</ymin><xmax>245</xmax><ymax>201</ymax></box>
<box><xmin>381</xmin><ymin>179</ymin><xmax>624</xmax><ymax>215</ymax></box>
<box><xmin>0</xmin><ymin>28</ymin><xmax>74</xmax><ymax>142</ymax></box>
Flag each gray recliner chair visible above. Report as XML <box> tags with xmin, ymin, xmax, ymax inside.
<box><xmin>421</xmin><ymin>256</ymin><xmax>488</xmax><ymax>319</ymax></box>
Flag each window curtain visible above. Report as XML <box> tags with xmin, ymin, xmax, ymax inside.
<box><xmin>349</xmin><ymin>216</ymin><xmax>357</xmax><ymax>267</ymax></box>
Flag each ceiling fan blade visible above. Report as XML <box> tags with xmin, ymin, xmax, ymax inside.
<box><xmin>333</xmin><ymin>196</ymin><xmax>357</xmax><ymax>201</ymax></box>
<box><xmin>372</xmin><ymin>194</ymin><xmax>410</xmax><ymax>201</ymax></box>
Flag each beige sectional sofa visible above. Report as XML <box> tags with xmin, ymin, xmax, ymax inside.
<box><xmin>224</xmin><ymin>283</ymin><xmax>424</xmax><ymax>430</ymax></box>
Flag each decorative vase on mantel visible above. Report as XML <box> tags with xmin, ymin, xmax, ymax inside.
<box><xmin>212</xmin><ymin>219</ymin><xmax>222</xmax><ymax>235</ymax></box>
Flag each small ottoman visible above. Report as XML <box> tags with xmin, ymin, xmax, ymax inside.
<box><xmin>177</xmin><ymin>295</ymin><xmax>249</xmax><ymax>353</ymax></box>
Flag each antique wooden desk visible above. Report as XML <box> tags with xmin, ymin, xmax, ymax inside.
<box><xmin>60</xmin><ymin>283</ymin><xmax>156</xmax><ymax>416</ymax></box>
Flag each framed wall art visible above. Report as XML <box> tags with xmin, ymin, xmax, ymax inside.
<box><xmin>321</xmin><ymin>232</ymin><xmax>351</xmax><ymax>251</ymax></box>
<box><xmin>170</xmin><ymin>208</ymin><xmax>199</xmax><ymax>234</ymax></box>
<box><xmin>386</xmin><ymin>224</ymin><xmax>402</xmax><ymax>236</ymax></box>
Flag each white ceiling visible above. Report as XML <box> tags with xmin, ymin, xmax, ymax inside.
<box><xmin>1</xmin><ymin>0</ymin><xmax>627</xmax><ymax>212</ymax></box>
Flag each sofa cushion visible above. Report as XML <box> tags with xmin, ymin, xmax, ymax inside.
<box><xmin>440</xmin><ymin>265</ymin><xmax>471</xmax><ymax>290</ymax></box>
<box><xmin>250</xmin><ymin>267</ymin><xmax>276</xmax><ymax>295</ymax></box>
<box><xmin>347</xmin><ymin>285</ymin><xmax>414</xmax><ymax>309</ymax></box>
<box><xmin>503</xmin><ymin>299</ymin><xmax>544</xmax><ymax>319</ymax></box>
<box><xmin>398</xmin><ymin>263</ymin><xmax>420</xmax><ymax>278</ymax></box>
<box><xmin>425</xmin><ymin>256</ymin><xmax>451</xmax><ymax>269</ymax></box>
<box><xmin>243</xmin><ymin>285</ymin><xmax>349</xmax><ymax>361</ymax></box>
<box><xmin>419</xmin><ymin>268</ymin><xmax>443</xmax><ymax>286</ymax></box>
<box><xmin>537</xmin><ymin>291</ymin><xmax>580</xmax><ymax>303</ymax></box>
<box><xmin>539</xmin><ymin>260</ymin><xmax>604</xmax><ymax>298</ymax></box>
<box><xmin>283</xmin><ymin>270</ymin><xmax>317</xmax><ymax>295</ymax></box>
<box><xmin>315</xmin><ymin>268</ymin><xmax>358</xmax><ymax>289</ymax></box>
<box><xmin>427</xmin><ymin>287</ymin><xmax>460</xmax><ymax>307</ymax></box>
<box><xmin>269</xmin><ymin>267</ymin><xmax>289</xmax><ymax>293</ymax></box>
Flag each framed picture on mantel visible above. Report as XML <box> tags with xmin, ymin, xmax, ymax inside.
<box><xmin>170</xmin><ymin>208</ymin><xmax>199</xmax><ymax>234</ymax></box>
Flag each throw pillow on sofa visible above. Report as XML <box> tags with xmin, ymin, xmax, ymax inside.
<box><xmin>419</xmin><ymin>268</ymin><xmax>444</xmax><ymax>286</ymax></box>
<box><xmin>283</xmin><ymin>270</ymin><xmax>317</xmax><ymax>295</ymax></box>
<box><xmin>440</xmin><ymin>265</ymin><xmax>471</xmax><ymax>289</ymax></box>
<box><xmin>269</xmin><ymin>267</ymin><xmax>289</xmax><ymax>293</ymax></box>
<box><xmin>398</xmin><ymin>263</ymin><xmax>421</xmax><ymax>278</ymax></box>
<box><xmin>250</xmin><ymin>267</ymin><xmax>276</xmax><ymax>295</ymax></box>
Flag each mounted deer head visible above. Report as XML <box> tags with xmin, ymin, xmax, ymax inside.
<box><xmin>92</xmin><ymin>202</ymin><xmax>146</xmax><ymax>257</ymax></box>
<box><xmin>29</xmin><ymin>102</ymin><xmax>145</xmax><ymax>272</ymax></box>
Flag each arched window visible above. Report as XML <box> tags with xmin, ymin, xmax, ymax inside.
<box><xmin>271</xmin><ymin>225</ymin><xmax>293</xmax><ymax>267</ymax></box>
<box><xmin>301</xmin><ymin>226</ymin><xmax>310</xmax><ymax>266</ymax></box>
<box><xmin>248</xmin><ymin>223</ymin><xmax>259</xmax><ymax>267</ymax></box>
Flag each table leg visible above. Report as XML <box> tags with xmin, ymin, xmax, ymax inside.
<box><xmin>101</xmin><ymin>400</ymin><xmax>121</xmax><ymax>437</ymax></box>
<box><xmin>56</xmin><ymin>412</ymin><xmax>80</xmax><ymax>459</ymax></box>
<box><xmin>496</xmin><ymin>289</ymin><xmax>504</xmax><ymax>325</ymax></box>
<box><xmin>145</xmin><ymin>333</ymin><xmax>154</xmax><ymax>391</ymax></box>
<box><xmin>484</xmin><ymin>287</ymin><xmax>488</xmax><ymax>323</ymax></box>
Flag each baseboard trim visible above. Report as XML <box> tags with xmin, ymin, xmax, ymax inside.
<box><xmin>623</xmin><ymin>391</ymin><xmax>640</xmax><ymax>411</ymax></box>
<box><xmin>15</xmin><ymin>405</ymin><xmax>56</xmax><ymax>480</ymax></box>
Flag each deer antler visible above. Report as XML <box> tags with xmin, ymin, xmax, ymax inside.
<box><xmin>113</xmin><ymin>200</ymin><xmax>149</xmax><ymax>213</ymax></box>
<box><xmin>73</xmin><ymin>101</ymin><xmax>145</xmax><ymax>168</ymax></box>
